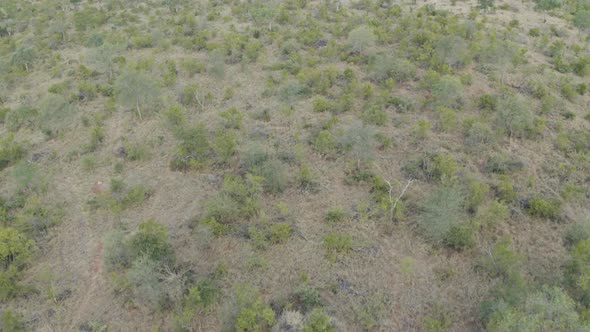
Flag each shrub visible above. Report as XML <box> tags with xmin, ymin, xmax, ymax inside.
<box><xmin>432</xmin><ymin>75</ymin><xmax>463</xmax><ymax>108</ymax></box>
<box><xmin>477</xmin><ymin>236</ymin><xmax>521</xmax><ymax>278</ymax></box>
<box><xmin>312</xmin><ymin>97</ymin><xmax>336</xmax><ymax>113</ymax></box>
<box><xmin>219</xmin><ymin>107</ymin><xmax>243</xmax><ymax>129</ymax></box>
<box><xmin>476</xmin><ymin>200</ymin><xmax>509</xmax><ymax>228</ymax></box>
<box><xmin>293</xmin><ymin>284</ymin><xmax>322</xmax><ymax>312</ymax></box>
<box><xmin>130</xmin><ymin>219</ymin><xmax>174</xmax><ymax>263</ymax></box>
<box><xmin>234</xmin><ymin>285</ymin><xmax>275</xmax><ymax>332</ymax></box>
<box><xmin>418</xmin><ymin>185</ymin><xmax>466</xmax><ymax>245</ymax></box>
<box><xmin>0</xmin><ymin>227</ymin><xmax>34</xmax><ymax>270</ymax></box>
<box><xmin>5</xmin><ymin>106</ymin><xmax>37</xmax><ymax>131</ymax></box>
<box><xmin>339</xmin><ymin>121</ymin><xmax>377</xmax><ymax>166</ymax></box>
<box><xmin>202</xmin><ymin>175</ymin><xmax>263</xmax><ymax>228</ymax></box>
<box><xmin>304</xmin><ymin>307</ymin><xmax>335</xmax><ymax>332</ymax></box>
<box><xmin>86</xmin><ymin>43</ymin><xmax>123</xmax><ymax>79</ymax></box>
<box><xmin>103</xmin><ymin>230</ymin><xmax>131</xmax><ymax>271</ymax></box>
<box><xmin>1</xmin><ymin>309</ymin><xmax>25</xmax><ymax>332</ymax></box>
<box><xmin>495</xmin><ymin>95</ymin><xmax>534</xmax><ymax>138</ymax></box>
<box><xmin>484</xmin><ymin>154</ymin><xmax>524</xmax><ymax>174</ymax></box>
<box><xmin>526</xmin><ymin>196</ymin><xmax>560</xmax><ymax>219</ymax></box>
<box><xmin>0</xmin><ymin>135</ymin><xmax>26</xmax><ymax>171</ymax></box>
<box><xmin>347</xmin><ymin>26</ymin><xmax>376</xmax><ymax>53</ymax></box>
<box><xmin>180</xmin><ymin>58</ymin><xmax>205</xmax><ymax>77</ymax></box>
<box><xmin>435</xmin><ymin>107</ymin><xmax>457</xmax><ymax>132</ymax></box>
<box><xmin>486</xmin><ymin>287</ymin><xmax>585</xmax><ymax>332</ymax></box>
<box><xmin>361</xmin><ymin>106</ymin><xmax>387</xmax><ymax>126</ymax></box>
<box><xmin>170</xmin><ymin>124</ymin><xmax>210</xmax><ymax>171</ymax></box>
<box><xmin>431</xmin><ymin>153</ymin><xmax>460</xmax><ymax>181</ymax></box>
<box><xmin>323</xmin><ymin>233</ymin><xmax>353</xmax><ymax>253</ymax></box>
<box><xmin>269</xmin><ymin>222</ymin><xmax>292</xmax><ymax>244</ymax></box>
<box><xmin>369</xmin><ymin>55</ymin><xmax>416</xmax><ymax>83</ymax></box>
<box><xmin>435</xmin><ymin>35</ymin><xmax>470</xmax><ymax>68</ymax></box>
<box><xmin>573</xmin><ymin>10</ymin><xmax>590</xmax><ymax>30</ymax></box>
<box><xmin>257</xmin><ymin>159</ymin><xmax>288</xmax><ymax>194</ymax></box>
<box><xmin>312</xmin><ymin>130</ymin><xmax>336</xmax><ymax>156</ymax></box>
<box><xmin>212</xmin><ymin>130</ymin><xmax>237</xmax><ymax>165</ymax></box>
<box><xmin>114</xmin><ymin>70</ymin><xmax>160</xmax><ymax>120</ymax></box>
<box><xmin>127</xmin><ymin>255</ymin><xmax>164</xmax><ymax>309</ymax></box>
<box><xmin>38</xmin><ymin>94</ymin><xmax>76</xmax><ymax>136</ymax></box>
<box><xmin>495</xmin><ymin>175</ymin><xmax>517</xmax><ymax>203</ymax></box>
<box><xmin>325</xmin><ymin>207</ymin><xmax>347</xmax><ymax>223</ymax></box>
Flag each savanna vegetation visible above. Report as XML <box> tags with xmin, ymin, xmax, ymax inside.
<box><xmin>0</xmin><ymin>0</ymin><xmax>589</xmax><ymax>330</ymax></box>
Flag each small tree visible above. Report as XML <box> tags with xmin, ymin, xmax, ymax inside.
<box><xmin>0</xmin><ymin>227</ymin><xmax>34</xmax><ymax>271</ymax></box>
<box><xmin>418</xmin><ymin>185</ymin><xmax>466</xmax><ymax>245</ymax></box>
<box><xmin>87</xmin><ymin>43</ymin><xmax>123</xmax><ymax>79</ymax></box>
<box><xmin>435</xmin><ymin>36</ymin><xmax>470</xmax><ymax>68</ymax></box>
<box><xmin>347</xmin><ymin>26</ymin><xmax>376</xmax><ymax>53</ymax></box>
<box><xmin>130</xmin><ymin>219</ymin><xmax>174</xmax><ymax>264</ymax></box>
<box><xmin>339</xmin><ymin>121</ymin><xmax>377</xmax><ymax>168</ymax></box>
<box><xmin>496</xmin><ymin>95</ymin><xmax>534</xmax><ymax>139</ymax></box>
<box><xmin>10</xmin><ymin>46</ymin><xmax>36</xmax><ymax>72</ymax></box>
<box><xmin>478</xmin><ymin>0</ymin><xmax>495</xmax><ymax>12</ymax></box>
<box><xmin>432</xmin><ymin>75</ymin><xmax>463</xmax><ymax>108</ymax></box>
<box><xmin>114</xmin><ymin>70</ymin><xmax>160</xmax><ymax>120</ymax></box>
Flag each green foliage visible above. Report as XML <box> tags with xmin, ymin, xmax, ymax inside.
<box><xmin>269</xmin><ymin>222</ymin><xmax>292</xmax><ymax>244</ymax></box>
<box><xmin>304</xmin><ymin>307</ymin><xmax>335</xmax><ymax>332</ymax></box>
<box><xmin>114</xmin><ymin>70</ymin><xmax>160</xmax><ymax>119</ymax></box>
<box><xmin>312</xmin><ymin>130</ymin><xmax>336</xmax><ymax>156</ymax></box>
<box><xmin>234</xmin><ymin>285</ymin><xmax>275</xmax><ymax>332</ymax></box>
<box><xmin>526</xmin><ymin>196</ymin><xmax>561</xmax><ymax>219</ymax></box>
<box><xmin>432</xmin><ymin>75</ymin><xmax>463</xmax><ymax>108</ymax></box>
<box><xmin>103</xmin><ymin>230</ymin><xmax>131</xmax><ymax>271</ymax></box>
<box><xmin>347</xmin><ymin>26</ymin><xmax>376</xmax><ymax>53</ymax></box>
<box><xmin>219</xmin><ymin>107</ymin><xmax>243</xmax><ymax>129</ymax></box>
<box><xmin>257</xmin><ymin>159</ymin><xmax>288</xmax><ymax>194</ymax></box>
<box><xmin>325</xmin><ymin>207</ymin><xmax>348</xmax><ymax>223</ymax></box>
<box><xmin>202</xmin><ymin>175</ymin><xmax>263</xmax><ymax>232</ymax></box>
<box><xmin>339</xmin><ymin>121</ymin><xmax>377</xmax><ymax>165</ymax></box>
<box><xmin>0</xmin><ymin>227</ymin><xmax>34</xmax><ymax>270</ymax></box>
<box><xmin>435</xmin><ymin>35</ymin><xmax>470</xmax><ymax>68</ymax></box>
<box><xmin>0</xmin><ymin>135</ymin><xmax>26</xmax><ymax>171</ymax></box>
<box><xmin>477</xmin><ymin>237</ymin><xmax>521</xmax><ymax>278</ymax></box>
<box><xmin>495</xmin><ymin>175</ymin><xmax>516</xmax><ymax>203</ymax></box>
<box><xmin>170</xmin><ymin>124</ymin><xmax>210</xmax><ymax>171</ymax></box>
<box><xmin>369</xmin><ymin>55</ymin><xmax>417</xmax><ymax>83</ymax></box>
<box><xmin>38</xmin><ymin>94</ymin><xmax>76</xmax><ymax>137</ymax></box>
<box><xmin>323</xmin><ymin>233</ymin><xmax>352</xmax><ymax>253</ymax></box>
<box><xmin>418</xmin><ymin>185</ymin><xmax>466</xmax><ymax>245</ymax></box>
<box><xmin>212</xmin><ymin>130</ymin><xmax>237</xmax><ymax>165</ymax></box>
<box><xmin>293</xmin><ymin>284</ymin><xmax>322</xmax><ymax>312</ymax></box>
<box><xmin>496</xmin><ymin>95</ymin><xmax>534</xmax><ymax>138</ymax></box>
<box><xmin>87</xmin><ymin>43</ymin><xmax>123</xmax><ymax>79</ymax></box>
<box><xmin>1</xmin><ymin>309</ymin><xmax>25</xmax><ymax>332</ymax></box>
<box><xmin>423</xmin><ymin>303</ymin><xmax>453</xmax><ymax>332</ymax></box>
<box><xmin>11</xmin><ymin>46</ymin><xmax>36</xmax><ymax>71</ymax></box>
<box><xmin>312</xmin><ymin>97</ymin><xmax>336</xmax><ymax>113</ymax></box>
<box><xmin>486</xmin><ymin>287</ymin><xmax>586</xmax><ymax>332</ymax></box>
<box><xmin>127</xmin><ymin>255</ymin><xmax>165</xmax><ymax>309</ymax></box>
<box><xmin>130</xmin><ymin>219</ymin><xmax>174</xmax><ymax>263</ymax></box>
<box><xmin>5</xmin><ymin>105</ymin><xmax>37</xmax><ymax>131</ymax></box>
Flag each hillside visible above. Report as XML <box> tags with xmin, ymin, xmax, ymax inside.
<box><xmin>0</xmin><ymin>0</ymin><xmax>589</xmax><ymax>331</ymax></box>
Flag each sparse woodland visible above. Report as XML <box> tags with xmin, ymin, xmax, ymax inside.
<box><xmin>0</xmin><ymin>0</ymin><xmax>589</xmax><ymax>331</ymax></box>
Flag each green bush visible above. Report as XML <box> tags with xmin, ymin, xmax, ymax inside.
<box><xmin>234</xmin><ymin>285</ymin><xmax>275</xmax><ymax>332</ymax></box>
<box><xmin>486</xmin><ymin>287</ymin><xmax>586</xmax><ymax>332</ymax></box>
<box><xmin>495</xmin><ymin>95</ymin><xmax>534</xmax><ymax>138</ymax></box>
<box><xmin>103</xmin><ymin>230</ymin><xmax>131</xmax><ymax>271</ymax></box>
<box><xmin>311</xmin><ymin>130</ymin><xmax>336</xmax><ymax>156</ymax></box>
<box><xmin>312</xmin><ymin>96</ymin><xmax>336</xmax><ymax>113</ymax></box>
<box><xmin>323</xmin><ymin>233</ymin><xmax>353</xmax><ymax>253</ymax></box>
<box><xmin>0</xmin><ymin>227</ymin><xmax>34</xmax><ymax>270</ymax></box>
<box><xmin>435</xmin><ymin>35</ymin><xmax>470</xmax><ymax>68</ymax></box>
<box><xmin>495</xmin><ymin>175</ymin><xmax>516</xmax><ymax>203</ymax></box>
<box><xmin>130</xmin><ymin>219</ymin><xmax>174</xmax><ymax>263</ymax></box>
<box><xmin>304</xmin><ymin>307</ymin><xmax>335</xmax><ymax>332</ymax></box>
<box><xmin>0</xmin><ymin>135</ymin><xmax>26</xmax><ymax>171</ymax></box>
<box><xmin>269</xmin><ymin>222</ymin><xmax>292</xmax><ymax>244</ymax></box>
<box><xmin>38</xmin><ymin>94</ymin><xmax>76</xmax><ymax>136</ymax></box>
<box><xmin>418</xmin><ymin>185</ymin><xmax>466</xmax><ymax>245</ymax></box>
<box><xmin>347</xmin><ymin>26</ymin><xmax>376</xmax><ymax>53</ymax></box>
<box><xmin>526</xmin><ymin>196</ymin><xmax>560</xmax><ymax>219</ymax></box>
<box><xmin>170</xmin><ymin>124</ymin><xmax>210</xmax><ymax>171</ymax></box>
<box><xmin>5</xmin><ymin>106</ymin><xmax>37</xmax><ymax>131</ymax></box>
<box><xmin>219</xmin><ymin>107</ymin><xmax>243</xmax><ymax>129</ymax></box>
<box><xmin>432</xmin><ymin>75</ymin><xmax>463</xmax><ymax>108</ymax></box>
<box><xmin>114</xmin><ymin>70</ymin><xmax>160</xmax><ymax>120</ymax></box>
<box><xmin>257</xmin><ymin>159</ymin><xmax>288</xmax><ymax>194</ymax></box>
<box><xmin>325</xmin><ymin>207</ymin><xmax>348</xmax><ymax>223</ymax></box>
<box><xmin>212</xmin><ymin>130</ymin><xmax>237</xmax><ymax>165</ymax></box>
<box><xmin>127</xmin><ymin>255</ymin><xmax>165</xmax><ymax>309</ymax></box>
<box><xmin>293</xmin><ymin>284</ymin><xmax>322</xmax><ymax>312</ymax></box>
<box><xmin>1</xmin><ymin>309</ymin><xmax>25</xmax><ymax>332</ymax></box>
<box><xmin>477</xmin><ymin>237</ymin><xmax>520</xmax><ymax>278</ymax></box>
